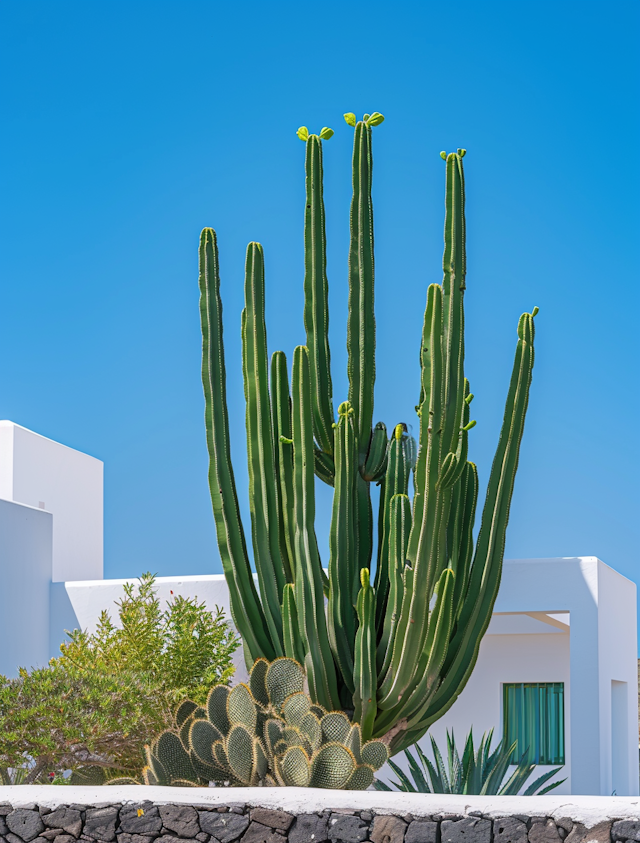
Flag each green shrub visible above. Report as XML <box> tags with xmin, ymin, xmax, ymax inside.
<box><xmin>0</xmin><ymin>573</ymin><xmax>238</xmax><ymax>783</ymax></box>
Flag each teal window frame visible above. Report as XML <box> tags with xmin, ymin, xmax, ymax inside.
<box><xmin>502</xmin><ymin>682</ymin><xmax>565</xmax><ymax>765</ymax></box>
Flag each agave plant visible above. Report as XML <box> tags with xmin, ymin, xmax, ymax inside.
<box><xmin>373</xmin><ymin>728</ymin><xmax>565</xmax><ymax>795</ymax></box>
<box><xmin>109</xmin><ymin>658</ymin><xmax>388</xmax><ymax>789</ymax></box>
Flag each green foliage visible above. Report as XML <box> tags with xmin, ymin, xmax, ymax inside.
<box><xmin>199</xmin><ymin>114</ymin><xmax>537</xmax><ymax>755</ymax></box>
<box><xmin>59</xmin><ymin>572</ymin><xmax>239</xmax><ymax>704</ymax></box>
<box><xmin>121</xmin><ymin>658</ymin><xmax>388</xmax><ymax>789</ymax></box>
<box><xmin>373</xmin><ymin>728</ymin><xmax>565</xmax><ymax>795</ymax></box>
<box><xmin>0</xmin><ymin>573</ymin><xmax>238</xmax><ymax>783</ymax></box>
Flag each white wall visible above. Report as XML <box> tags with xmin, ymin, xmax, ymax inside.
<box><xmin>0</xmin><ymin>422</ymin><xmax>103</xmax><ymax>582</ymax></box>
<box><xmin>0</xmin><ymin>499</ymin><xmax>52</xmax><ymax>676</ymax></box>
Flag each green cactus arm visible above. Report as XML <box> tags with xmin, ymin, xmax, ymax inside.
<box><xmin>374</xmin><ymin>424</ymin><xmax>412</xmax><ymax>634</ymax></box>
<box><xmin>242</xmin><ymin>242</ymin><xmax>286</xmax><ymax>653</ymax></box>
<box><xmin>395</xmin><ymin>310</ymin><xmax>537</xmax><ymax>744</ymax></box>
<box><xmin>362</xmin><ymin>422</ymin><xmax>388</xmax><ymax>481</ymax></box>
<box><xmin>380</xmin><ymin>284</ymin><xmax>446</xmax><ymax>706</ymax></box>
<box><xmin>314</xmin><ymin>448</ymin><xmax>335</xmax><ymax>486</ymax></box>
<box><xmin>440</xmin><ymin>152</ymin><xmax>467</xmax><ymax>461</ymax></box>
<box><xmin>271</xmin><ymin>350</ymin><xmax>295</xmax><ymax>583</ymax></box>
<box><xmin>372</xmin><ymin>565</ymin><xmax>455</xmax><ymax>739</ymax></box>
<box><xmin>347</xmin><ymin>118</ymin><xmax>376</xmax><ymax>451</ymax></box>
<box><xmin>433</xmin><ymin>310</ymin><xmax>536</xmax><ymax>693</ymax></box>
<box><xmin>291</xmin><ymin>345</ymin><xmax>341</xmax><ymax>711</ymax></box>
<box><xmin>447</xmin><ymin>461</ymin><xmax>478</xmax><ymax>614</ymax></box>
<box><xmin>303</xmin><ymin>134</ymin><xmax>335</xmax><ymax>460</ymax></box>
<box><xmin>327</xmin><ymin>401</ymin><xmax>358</xmax><ymax>692</ymax></box>
<box><xmin>353</xmin><ymin>568</ymin><xmax>377</xmax><ymax>742</ymax></box>
<box><xmin>407</xmin><ymin>283</ymin><xmax>439</xmax><ymax>564</ymax></box>
<box><xmin>199</xmin><ymin>228</ymin><xmax>275</xmax><ymax>662</ymax></box>
<box><xmin>377</xmin><ymin>493</ymin><xmax>412</xmax><ymax>674</ymax></box>
<box><xmin>282</xmin><ymin>584</ymin><xmax>306</xmax><ymax>666</ymax></box>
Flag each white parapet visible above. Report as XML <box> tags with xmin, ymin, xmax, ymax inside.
<box><xmin>0</xmin><ymin>421</ymin><xmax>103</xmax><ymax>582</ymax></box>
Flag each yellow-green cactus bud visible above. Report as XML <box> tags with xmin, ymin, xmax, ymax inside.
<box><xmin>360</xmin><ymin>567</ymin><xmax>370</xmax><ymax>588</ymax></box>
<box><xmin>532</xmin><ymin>306</ymin><xmax>539</xmax><ymax>317</ymax></box>
<box><xmin>440</xmin><ymin>151</ymin><xmax>447</xmax><ymax>160</ymax></box>
<box><xmin>343</xmin><ymin>113</ymin><xmax>356</xmax><ymax>127</ymax></box>
<box><xmin>297</xmin><ymin>126</ymin><xmax>309</xmax><ymax>141</ymax></box>
<box><xmin>457</xmin><ymin>148</ymin><xmax>467</xmax><ymax>157</ymax></box>
<box><xmin>319</xmin><ymin>127</ymin><xmax>334</xmax><ymax>140</ymax></box>
<box><xmin>367</xmin><ymin>112</ymin><xmax>385</xmax><ymax>126</ymax></box>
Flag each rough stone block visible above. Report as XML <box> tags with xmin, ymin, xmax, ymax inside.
<box><xmin>288</xmin><ymin>815</ymin><xmax>328</xmax><ymax>843</ymax></box>
<box><xmin>40</xmin><ymin>830</ymin><xmax>60</xmax><ymax>840</ymax></box>
<box><xmin>529</xmin><ymin>822</ymin><xmax>562</xmax><ymax>843</ymax></box>
<box><xmin>247</xmin><ymin>812</ymin><xmax>293</xmax><ymax>833</ymax></box>
<box><xmin>406</xmin><ymin>821</ymin><xmax>438</xmax><ymax>843</ymax></box>
<box><xmin>237</xmin><ymin>824</ymin><xmax>281</xmax><ymax>843</ymax></box>
<box><xmin>117</xmin><ymin>835</ymin><xmax>156</xmax><ymax>843</ymax></box>
<box><xmin>159</xmin><ymin>808</ymin><xmax>199</xmax><ymax>840</ymax></box>
<box><xmin>494</xmin><ymin>819</ymin><xmax>528</xmax><ymax>843</ymax></box>
<box><xmin>84</xmin><ymin>809</ymin><xmax>119</xmax><ymax>842</ymax></box>
<box><xmin>6</xmin><ymin>811</ymin><xmax>45</xmax><ymax>843</ymax></box>
<box><xmin>156</xmin><ymin>836</ymin><xmax>200</xmax><ymax>843</ymax></box>
<box><xmin>0</xmin><ymin>819</ymin><xmax>8</xmax><ymax>836</ymax></box>
<box><xmin>43</xmin><ymin>809</ymin><xmax>83</xmax><ymax>838</ymax></box>
<box><xmin>195</xmin><ymin>835</ymin><xmax>208</xmax><ymax>843</ymax></box>
<box><xmin>53</xmin><ymin>835</ymin><xmax>77</xmax><ymax>843</ymax></box>
<box><xmin>119</xmin><ymin>806</ymin><xmax>161</xmax><ymax>838</ymax></box>
<box><xmin>565</xmin><ymin>824</ymin><xmax>611</xmax><ymax>843</ymax></box>
<box><xmin>442</xmin><ymin>818</ymin><xmax>491</xmax><ymax>843</ymax></box>
<box><xmin>370</xmin><ymin>815</ymin><xmax>407</xmax><ymax>843</ymax></box>
<box><xmin>612</xmin><ymin>823</ymin><xmax>640</xmax><ymax>843</ymax></box>
<box><xmin>198</xmin><ymin>814</ymin><xmax>248</xmax><ymax>843</ymax></box>
<box><xmin>328</xmin><ymin>814</ymin><xmax>368</xmax><ymax>843</ymax></box>
<box><xmin>556</xmin><ymin>822</ymin><xmax>573</xmax><ymax>836</ymax></box>
<box><xmin>7</xmin><ymin>833</ymin><xmax>26</xmax><ymax>843</ymax></box>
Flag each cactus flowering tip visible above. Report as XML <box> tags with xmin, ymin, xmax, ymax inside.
<box><xmin>462</xmin><ymin>420</ymin><xmax>477</xmax><ymax>431</ymax></box>
<box><xmin>360</xmin><ymin>568</ymin><xmax>370</xmax><ymax>588</ymax></box>
<box><xmin>344</xmin><ymin>112</ymin><xmax>357</xmax><ymax>127</ymax></box>
<box><xmin>394</xmin><ymin>423</ymin><xmax>404</xmax><ymax>441</ymax></box>
<box><xmin>440</xmin><ymin>151</ymin><xmax>447</xmax><ymax>160</ymax></box>
<box><xmin>465</xmin><ymin>392</ymin><xmax>475</xmax><ymax>405</ymax></box>
<box><xmin>319</xmin><ymin>127</ymin><xmax>334</xmax><ymax>140</ymax></box>
<box><xmin>297</xmin><ymin>126</ymin><xmax>309</xmax><ymax>141</ymax></box>
<box><xmin>367</xmin><ymin>112</ymin><xmax>385</xmax><ymax>126</ymax></box>
<box><xmin>457</xmin><ymin>148</ymin><xmax>467</xmax><ymax>157</ymax></box>
<box><xmin>338</xmin><ymin>400</ymin><xmax>351</xmax><ymax>416</ymax></box>
<box><xmin>532</xmin><ymin>306</ymin><xmax>539</xmax><ymax>317</ymax></box>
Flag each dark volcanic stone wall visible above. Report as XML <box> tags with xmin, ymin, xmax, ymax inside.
<box><xmin>0</xmin><ymin>802</ymin><xmax>633</xmax><ymax>843</ymax></box>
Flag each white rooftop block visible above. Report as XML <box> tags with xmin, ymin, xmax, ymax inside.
<box><xmin>0</xmin><ymin>421</ymin><xmax>103</xmax><ymax>582</ymax></box>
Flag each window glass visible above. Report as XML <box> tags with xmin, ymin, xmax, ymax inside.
<box><xmin>503</xmin><ymin>682</ymin><xmax>565</xmax><ymax>765</ymax></box>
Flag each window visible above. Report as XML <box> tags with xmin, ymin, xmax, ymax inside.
<box><xmin>503</xmin><ymin>682</ymin><xmax>565</xmax><ymax>765</ymax></box>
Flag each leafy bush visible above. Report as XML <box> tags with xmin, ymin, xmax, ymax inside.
<box><xmin>374</xmin><ymin>728</ymin><xmax>565</xmax><ymax>795</ymax></box>
<box><xmin>0</xmin><ymin>573</ymin><xmax>238</xmax><ymax>783</ymax></box>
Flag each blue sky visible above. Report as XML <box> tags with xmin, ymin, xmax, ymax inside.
<box><xmin>1</xmin><ymin>3</ymin><xmax>638</xmax><ymax>612</ymax></box>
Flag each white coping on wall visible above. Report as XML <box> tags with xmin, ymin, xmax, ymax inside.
<box><xmin>1</xmin><ymin>786</ymin><xmax>640</xmax><ymax>826</ymax></box>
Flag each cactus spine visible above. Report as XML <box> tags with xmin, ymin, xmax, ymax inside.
<box><xmin>200</xmin><ymin>119</ymin><xmax>537</xmax><ymax>754</ymax></box>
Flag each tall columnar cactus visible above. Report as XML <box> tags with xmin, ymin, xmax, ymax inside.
<box><xmin>199</xmin><ymin>113</ymin><xmax>537</xmax><ymax>755</ymax></box>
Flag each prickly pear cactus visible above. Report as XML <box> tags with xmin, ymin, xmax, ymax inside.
<box><xmin>110</xmin><ymin>658</ymin><xmax>388</xmax><ymax>788</ymax></box>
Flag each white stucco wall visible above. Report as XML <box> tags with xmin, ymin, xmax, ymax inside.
<box><xmin>0</xmin><ymin>498</ymin><xmax>52</xmax><ymax>675</ymax></box>
<box><xmin>0</xmin><ymin>421</ymin><xmax>103</xmax><ymax>582</ymax></box>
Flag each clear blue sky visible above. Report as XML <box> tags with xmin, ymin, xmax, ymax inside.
<box><xmin>1</xmin><ymin>3</ymin><xmax>638</xmax><ymax>613</ymax></box>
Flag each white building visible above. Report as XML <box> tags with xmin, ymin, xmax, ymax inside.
<box><xmin>0</xmin><ymin>421</ymin><xmax>637</xmax><ymax>796</ymax></box>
